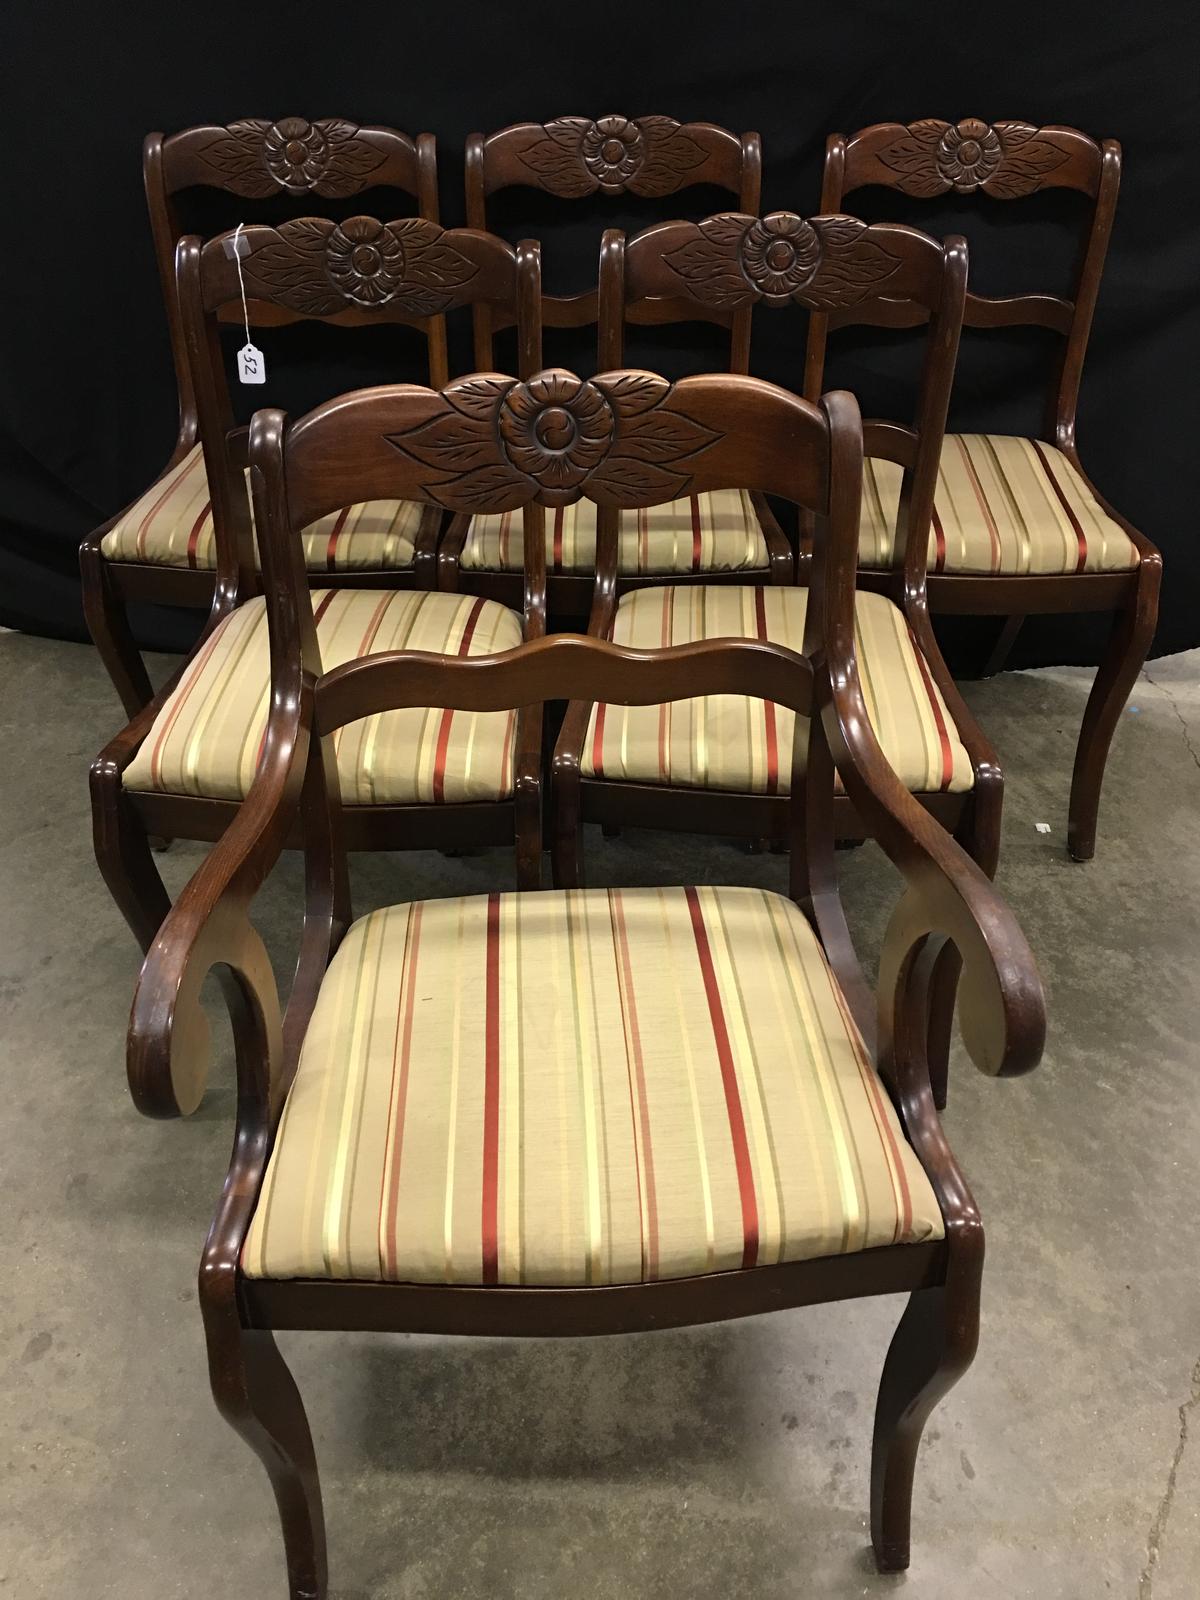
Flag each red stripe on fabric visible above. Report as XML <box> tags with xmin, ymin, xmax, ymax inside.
<box><xmin>689</xmin><ymin>494</ymin><xmax>702</xmax><ymax>573</ymax></box>
<box><xmin>753</xmin><ymin>588</ymin><xmax>779</xmax><ymax>795</ymax></box>
<box><xmin>255</xmin><ymin>588</ymin><xmax>342</xmax><ymax>772</ymax></box>
<box><xmin>1031</xmin><ymin>441</ymin><xmax>1088</xmax><ymax>573</ymax></box>
<box><xmin>907</xmin><ymin>627</ymin><xmax>954</xmax><ymax>792</ymax></box>
<box><xmin>552</xmin><ymin>506</ymin><xmax>564</xmax><ymax>573</ymax></box>
<box><xmin>828</xmin><ymin>976</ymin><xmax>913</xmax><ymax>1243</ymax></box>
<box><xmin>432</xmin><ymin>598</ymin><xmax>485</xmax><ymax>803</ymax></box>
<box><xmin>931</xmin><ymin>504</ymin><xmax>947</xmax><ymax>575</ymax></box>
<box><xmin>325</xmin><ymin>509</ymin><xmax>351</xmax><ymax>572</ymax></box>
<box><xmin>481</xmin><ymin>893</ymin><xmax>502</xmax><ymax>1285</ymax></box>
<box><xmin>185</xmin><ymin>501</ymin><xmax>212</xmax><ymax>570</ymax></box>
<box><xmin>684</xmin><ymin>887</ymin><xmax>759</xmax><ymax>1269</ymax></box>
<box><xmin>145</xmin><ymin>613</ymin><xmax>235</xmax><ymax>786</ymax></box>
<box><xmin>381</xmin><ymin>903</ymin><xmax>424</xmax><ymax>1276</ymax></box>
<box><xmin>134</xmin><ymin>451</ymin><xmax>200</xmax><ymax>560</ymax></box>
<box><xmin>608</xmin><ymin>889</ymin><xmax>659</xmax><ymax>1279</ymax></box>
<box><xmin>590</xmin><ymin>700</ymin><xmax>608</xmax><ymax>778</ymax></box>
<box><xmin>953</xmin><ymin>437</ymin><xmax>1003</xmax><ymax>572</ymax></box>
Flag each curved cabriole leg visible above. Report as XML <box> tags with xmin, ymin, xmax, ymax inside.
<box><xmin>80</xmin><ymin>546</ymin><xmax>154</xmax><ymax>719</ymax></box>
<box><xmin>1068</xmin><ymin>559</ymin><xmax>1161</xmax><ymax>862</ymax></box>
<box><xmin>870</xmin><ymin>1232</ymin><xmax>983</xmax><ymax>1573</ymax></box>
<box><xmin>90</xmin><ymin>762</ymin><xmax>171</xmax><ymax>953</ymax></box>
<box><xmin>209</xmin><ymin>1325</ymin><xmax>328</xmax><ymax>1600</ymax></box>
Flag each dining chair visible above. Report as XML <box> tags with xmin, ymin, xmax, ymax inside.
<box><xmin>811</xmin><ymin>118</ymin><xmax>1161</xmax><ymax>860</ymax></box>
<box><xmin>91</xmin><ymin>220</ymin><xmax>545</xmax><ymax>951</ymax></box>
<box><xmin>552</xmin><ymin>212</ymin><xmax>989</xmax><ymax>1106</ymax></box>
<box><xmin>124</xmin><ymin>367</ymin><xmax>1045</xmax><ymax>1594</ymax></box>
<box><xmin>449</xmin><ymin>116</ymin><xmax>776</xmax><ymax>608</ymax></box>
<box><xmin>81</xmin><ymin>117</ymin><xmax>444</xmax><ymax>718</ymax></box>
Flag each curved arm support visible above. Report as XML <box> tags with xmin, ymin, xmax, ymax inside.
<box><xmin>813</xmin><ymin>393</ymin><xmax>1045</xmax><ymax>1084</ymax></box>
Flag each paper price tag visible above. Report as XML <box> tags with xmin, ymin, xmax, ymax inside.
<box><xmin>238</xmin><ymin>343</ymin><xmax>267</xmax><ymax>385</ymax></box>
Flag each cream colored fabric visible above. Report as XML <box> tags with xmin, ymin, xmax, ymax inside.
<box><xmin>242</xmin><ymin>886</ymin><xmax>944</xmax><ymax>1286</ymax></box>
<box><xmin>859</xmin><ymin>436</ymin><xmax>1139</xmax><ymax>575</ymax></box>
<box><xmin>581</xmin><ymin>586</ymin><xmax>973</xmax><ymax>796</ymax></box>
<box><xmin>100</xmin><ymin>443</ymin><xmax>424</xmax><ymax>573</ymax></box>
<box><xmin>461</xmin><ymin>489</ymin><xmax>770</xmax><ymax>575</ymax></box>
<box><xmin>123</xmin><ymin>590</ymin><xmax>523</xmax><ymax>806</ymax></box>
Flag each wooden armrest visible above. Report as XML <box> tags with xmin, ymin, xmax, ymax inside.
<box><xmin>125</xmin><ymin>716</ymin><xmax>305</xmax><ymax>1117</ymax></box>
<box><xmin>828</xmin><ymin>694</ymin><xmax>1044</xmax><ymax>1081</ymax></box>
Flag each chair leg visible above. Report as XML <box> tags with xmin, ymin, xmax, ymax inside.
<box><xmin>80</xmin><ymin>545</ymin><xmax>154</xmax><ymax>719</ymax></box>
<box><xmin>1068</xmin><ymin>561</ymin><xmax>1161</xmax><ymax>862</ymax></box>
<box><xmin>90</xmin><ymin>763</ymin><xmax>171</xmax><ymax>953</ymax></box>
<box><xmin>551</xmin><ymin>764</ymin><xmax>585</xmax><ymax>889</ymax></box>
<box><xmin>979</xmin><ymin>614</ymin><xmax>1025</xmax><ymax>679</ymax></box>
<box><xmin>210</xmin><ymin>1327</ymin><xmax>328</xmax><ymax>1600</ymax></box>
<box><xmin>870</xmin><ymin>1248</ymin><xmax>982</xmax><ymax>1573</ymax></box>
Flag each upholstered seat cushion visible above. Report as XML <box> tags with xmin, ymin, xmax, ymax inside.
<box><xmin>100</xmin><ymin>443</ymin><xmax>425</xmax><ymax>573</ymax></box>
<box><xmin>460</xmin><ymin>489</ymin><xmax>770</xmax><ymax>575</ymax></box>
<box><xmin>123</xmin><ymin>590</ymin><xmax>523</xmax><ymax>806</ymax></box>
<box><xmin>581</xmin><ymin>586</ymin><xmax>973</xmax><ymax>796</ymax></box>
<box><xmin>241</xmin><ymin>886</ymin><xmax>943</xmax><ymax>1285</ymax></box>
<box><xmin>859</xmin><ymin>435</ymin><xmax>1139</xmax><ymax>575</ymax></box>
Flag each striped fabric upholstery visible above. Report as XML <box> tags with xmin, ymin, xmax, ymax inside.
<box><xmin>242</xmin><ymin>886</ymin><xmax>944</xmax><ymax>1285</ymax></box>
<box><xmin>859</xmin><ymin>435</ymin><xmax>1139</xmax><ymax>575</ymax></box>
<box><xmin>460</xmin><ymin>489</ymin><xmax>769</xmax><ymax>575</ymax></box>
<box><xmin>123</xmin><ymin>590</ymin><xmax>522</xmax><ymax>806</ymax></box>
<box><xmin>100</xmin><ymin>443</ymin><xmax>424</xmax><ymax>573</ymax></box>
<box><xmin>581</xmin><ymin>587</ymin><xmax>973</xmax><ymax>796</ymax></box>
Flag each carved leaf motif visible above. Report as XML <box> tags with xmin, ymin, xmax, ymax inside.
<box><xmin>192</xmin><ymin>117</ymin><xmax>387</xmax><ymax>198</ymax></box>
<box><xmin>387</xmin><ymin>381</ymin><xmax>529</xmax><ymax>512</ymax></box>
<box><xmin>194</xmin><ymin>119</ymin><xmax>279</xmax><ymax>198</ymax></box>
<box><xmin>875</xmin><ymin>120</ymin><xmax>951</xmax><ymax>197</ymax></box>
<box><xmin>806</xmin><ymin>216</ymin><xmax>903</xmax><ymax>307</ymax></box>
<box><xmin>389</xmin><ymin>219</ymin><xmax>480</xmax><ymax>302</ymax></box>
<box><xmin>586</xmin><ymin>458</ymin><xmax>693</xmax><ymax>503</ymax></box>
<box><xmin>628</xmin><ymin>115</ymin><xmax>709</xmax><ymax>197</ymax></box>
<box><xmin>307</xmin><ymin>119</ymin><xmax>390</xmax><ymax>197</ymax></box>
<box><xmin>512</xmin><ymin>118</ymin><xmax>596</xmax><ymax>198</ymax></box>
<box><xmin>662</xmin><ymin>215</ymin><xmax>760</xmax><ymax>309</ymax></box>
<box><xmin>986</xmin><ymin>124</ymin><xmax>1071</xmax><ymax>196</ymax></box>
<box><xmin>240</xmin><ymin>219</ymin><xmax>343</xmax><ymax>315</ymax></box>
<box><xmin>599</xmin><ymin>372</ymin><xmax>674</xmax><ymax>417</ymax></box>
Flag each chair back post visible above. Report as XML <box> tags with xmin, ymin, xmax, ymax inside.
<box><xmin>175</xmin><ymin>235</ymin><xmax>258</xmax><ymax>605</ymax></box>
<box><xmin>1051</xmin><ymin>139</ymin><xmax>1121</xmax><ymax>452</ymax></box>
<box><xmin>897</xmin><ymin>235</ymin><xmax>969</xmax><ymax>598</ymax></box>
<box><xmin>144</xmin><ymin>134</ymin><xmax>198</xmax><ymax>448</ymax></box>
<box><xmin>593</xmin><ymin>230</ymin><xmax>628</xmax><ymax>623</ymax></box>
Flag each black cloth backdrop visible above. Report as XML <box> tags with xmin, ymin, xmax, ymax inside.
<box><xmin>2</xmin><ymin>0</ymin><xmax>1198</xmax><ymax>667</ymax></box>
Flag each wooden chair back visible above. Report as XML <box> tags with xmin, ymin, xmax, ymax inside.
<box><xmin>145</xmin><ymin>119</ymin><xmax>443</xmax><ymax>444</ymax></box>
<box><xmin>176</xmin><ymin>223</ymin><xmax>542</xmax><ymax>587</ymax></box>
<box><xmin>605</xmin><ymin>213</ymin><xmax>967</xmax><ymax>575</ymax></box>
<box><xmin>247</xmin><ymin>367</ymin><xmax>860</xmax><ymax>951</ymax></box>
<box><xmin>465</xmin><ymin>115</ymin><xmax>761</xmax><ymax>359</ymax></box>
<box><xmin>817</xmin><ymin>119</ymin><xmax>1119</xmax><ymax>449</ymax></box>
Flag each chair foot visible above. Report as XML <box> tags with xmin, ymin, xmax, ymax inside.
<box><xmin>601</xmin><ymin>822</ymin><xmax>621</xmax><ymax>840</ymax></box>
<box><xmin>1067</xmin><ymin>564</ymin><xmax>1159</xmax><ymax>862</ymax></box>
<box><xmin>870</xmin><ymin>1268</ymin><xmax>980</xmax><ymax>1574</ymax></box>
<box><xmin>148</xmin><ymin>835</ymin><xmax>172</xmax><ymax>854</ymax></box>
<box><xmin>211</xmin><ymin>1327</ymin><xmax>328</xmax><ymax>1600</ymax></box>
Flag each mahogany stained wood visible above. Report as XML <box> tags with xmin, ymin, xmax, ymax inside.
<box><xmin>813</xmin><ymin>119</ymin><xmax>1162</xmax><ymax>860</ymax></box>
<box><xmin>124</xmin><ymin>370</ymin><xmax>1044</xmax><ymax>1590</ymax></box>
<box><xmin>80</xmin><ymin>118</ymin><xmax>443</xmax><ymax>720</ymax></box>
<box><xmin>90</xmin><ymin>225</ymin><xmax>546</xmax><ymax>952</ymax></box>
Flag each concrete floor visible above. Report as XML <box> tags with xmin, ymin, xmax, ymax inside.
<box><xmin>1</xmin><ymin>629</ymin><xmax>1197</xmax><ymax>1600</ymax></box>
